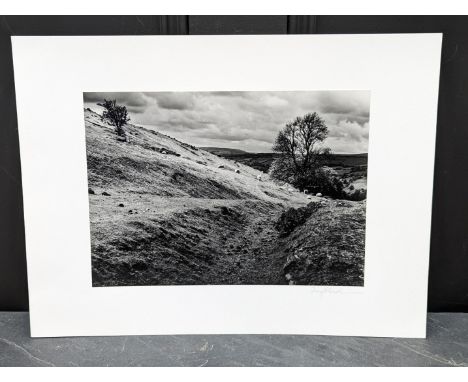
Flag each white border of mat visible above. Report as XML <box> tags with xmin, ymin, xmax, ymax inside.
<box><xmin>12</xmin><ymin>34</ymin><xmax>441</xmax><ymax>337</ymax></box>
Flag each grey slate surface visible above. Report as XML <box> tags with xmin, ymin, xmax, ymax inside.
<box><xmin>0</xmin><ymin>312</ymin><xmax>467</xmax><ymax>366</ymax></box>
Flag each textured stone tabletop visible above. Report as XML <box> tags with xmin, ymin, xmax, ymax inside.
<box><xmin>0</xmin><ymin>312</ymin><xmax>467</xmax><ymax>366</ymax></box>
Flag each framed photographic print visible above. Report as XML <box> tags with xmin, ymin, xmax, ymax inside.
<box><xmin>12</xmin><ymin>34</ymin><xmax>442</xmax><ymax>337</ymax></box>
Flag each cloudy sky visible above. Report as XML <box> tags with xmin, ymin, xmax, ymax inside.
<box><xmin>84</xmin><ymin>91</ymin><xmax>370</xmax><ymax>153</ymax></box>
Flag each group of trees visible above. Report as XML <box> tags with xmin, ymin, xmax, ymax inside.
<box><xmin>270</xmin><ymin>112</ymin><xmax>348</xmax><ymax>199</ymax></box>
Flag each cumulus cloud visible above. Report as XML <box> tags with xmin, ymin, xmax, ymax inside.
<box><xmin>84</xmin><ymin>92</ymin><xmax>154</xmax><ymax>113</ymax></box>
<box><xmin>147</xmin><ymin>93</ymin><xmax>196</xmax><ymax>110</ymax></box>
<box><xmin>314</xmin><ymin>91</ymin><xmax>370</xmax><ymax>118</ymax></box>
<box><xmin>84</xmin><ymin>90</ymin><xmax>370</xmax><ymax>153</ymax></box>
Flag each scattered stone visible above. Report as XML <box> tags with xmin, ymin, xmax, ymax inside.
<box><xmin>88</xmin><ymin>188</ymin><xmax>95</xmax><ymax>195</ymax></box>
<box><xmin>218</xmin><ymin>165</ymin><xmax>225</xmax><ymax>168</ymax></box>
<box><xmin>257</xmin><ymin>175</ymin><xmax>262</xmax><ymax>181</ymax></box>
<box><xmin>102</xmin><ymin>191</ymin><xmax>111</xmax><ymax>196</ymax></box>
<box><xmin>118</xmin><ymin>203</ymin><xmax>124</xmax><ymax>207</ymax></box>
<box><xmin>285</xmin><ymin>273</ymin><xmax>292</xmax><ymax>281</ymax></box>
<box><xmin>117</xmin><ymin>136</ymin><xmax>127</xmax><ymax>142</ymax></box>
<box><xmin>307</xmin><ymin>196</ymin><xmax>312</xmax><ymax>199</ymax></box>
<box><xmin>162</xmin><ymin>150</ymin><xmax>167</xmax><ymax>154</ymax></box>
<box><xmin>235</xmin><ymin>169</ymin><xmax>240</xmax><ymax>174</ymax></box>
<box><xmin>288</xmin><ymin>188</ymin><xmax>294</xmax><ymax>192</ymax></box>
<box><xmin>316</xmin><ymin>193</ymin><xmax>323</xmax><ymax>197</ymax></box>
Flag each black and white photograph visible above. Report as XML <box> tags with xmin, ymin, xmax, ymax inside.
<box><xmin>9</xmin><ymin>24</ymin><xmax>445</xmax><ymax>343</ymax></box>
<box><xmin>84</xmin><ymin>91</ymin><xmax>370</xmax><ymax>287</ymax></box>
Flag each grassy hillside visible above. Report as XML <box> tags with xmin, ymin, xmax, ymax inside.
<box><xmin>85</xmin><ymin>109</ymin><xmax>365</xmax><ymax>286</ymax></box>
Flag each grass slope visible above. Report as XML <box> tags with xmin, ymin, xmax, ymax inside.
<box><xmin>85</xmin><ymin>109</ymin><xmax>365</xmax><ymax>286</ymax></box>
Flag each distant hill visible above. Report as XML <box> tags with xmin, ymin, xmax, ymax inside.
<box><xmin>325</xmin><ymin>153</ymin><xmax>368</xmax><ymax>167</ymax></box>
<box><xmin>200</xmin><ymin>147</ymin><xmax>248</xmax><ymax>156</ymax></box>
<box><xmin>212</xmin><ymin>150</ymin><xmax>368</xmax><ymax>174</ymax></box>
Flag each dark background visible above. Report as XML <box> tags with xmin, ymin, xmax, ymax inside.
<box><xmin>0</xmin><ymin>16</ymin><xmax>467</xmax><ymax>312</ymax></box>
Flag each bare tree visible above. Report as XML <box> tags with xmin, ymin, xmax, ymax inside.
<box><xmin>99</xmin><ymin>99</ymin><xmax>130</xmax><ymax>137</ymax></box>
<box><xmin>270</xmin><ymin>112</ymin><xmax>330</xmax><ymax>190</ymax></box>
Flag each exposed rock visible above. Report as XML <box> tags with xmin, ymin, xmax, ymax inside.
<box><xmin>316</xmin><ymin>193</ymin><xmax>323</xmax><ymax>197</ymax></box>
<box><xmin>152</xmin><ymin>147</ymin><xmax>180</xmax><ymax>157</ymax></box>
<box><xmin>220</xmin><ymin>206</ymin><xmax>231</xmax><ymax>215</ymax></box>
<box><xmin>102</xmin><ymin>191</ymin><xmax>111</xmax><ymax>196</ymax></box>
<box><xmin>118</xmin><ymin>203</ymin><xmax>124</xmax><ymax>207</ymax></box>
<box><xmin>275</xmin><ymin>201</ymin><xmax>322</xmax><ymax>236</ymax></box>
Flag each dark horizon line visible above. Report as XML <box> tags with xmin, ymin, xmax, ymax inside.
<box><xmin>200</xmin><ymin>146</ymin><xmax>368</xmax><ymax>156</ymax></box>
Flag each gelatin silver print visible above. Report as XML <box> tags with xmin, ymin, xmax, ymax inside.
<box><xmin>84</xmin><ymin>91</ymin><xmax>369</xmax><ymax>287</ymax></box>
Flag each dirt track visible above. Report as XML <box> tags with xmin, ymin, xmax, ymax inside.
<box><xmin>220</xmin><ymin>207</ymin><xmax>287</xmax><ymax>284</ymax></box>
<box><xmin>89</xmin><ymin>193</ymin><xmax>304</xmax><ymax>286</ymax></box>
